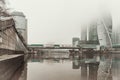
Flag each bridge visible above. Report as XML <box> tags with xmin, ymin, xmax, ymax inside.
<box><xmin>27</xmin><ymin>44</ymin><xmax>99</xmax><ymax>52</ymax></box>
<box><xmin>28</xmin><ymin>46</ymin><xmax>81</xmax><ymax>50</ymax></box>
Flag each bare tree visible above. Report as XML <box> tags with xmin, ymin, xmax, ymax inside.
<box><xmin>0</xmin><ymin>0</ymin><xmax>10</xmax><ymax>16</ymax></box>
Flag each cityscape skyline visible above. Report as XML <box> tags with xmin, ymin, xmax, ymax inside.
<box><xmin>7</xmin><ymin>0</ymin><xmax>120</xmax><ymax>44</ymax></box>
<box><xmin>1</xmin><ymin>1</ymin><xmax>120</xmax><ymax>80</ymax></box>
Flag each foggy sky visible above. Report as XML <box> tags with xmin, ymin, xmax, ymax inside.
<box><xmin>8</xmin><ymin>0</ymin><xmax>120</xmax><ymax>44</ymax></box>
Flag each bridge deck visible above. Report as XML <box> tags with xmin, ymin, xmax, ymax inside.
<box><xmin>28</xmin><ymin>46</ymin><xmax>81</xmax><ymax>49</ymax></box>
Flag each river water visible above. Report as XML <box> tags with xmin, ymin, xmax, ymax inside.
<box><xmin>18</xmin><ymin>51</ymin><xmax>120</xmax><ymax>80</ymax></box>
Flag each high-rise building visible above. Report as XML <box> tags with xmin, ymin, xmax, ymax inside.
<box><xmin>80</xmin><ymin>22</ymin><xmax>98</xmax><ymax>44</ymax></box>
<box><xmin>101</xmin><ymin>12</ymin><xmax>112</xmax><ymax>38</ymax></box>
<box><xmin>72</xmin><ymin>37</ymin><xmax>80</xmax><ymax>47</ymax></box>
<box><xmin>112</xmin><ymin>25</ymin><xmax>120</xmax><ymax>45</ymax></box>
<box><xmin>88</xmin><ymin>22</ymin><xmax>98</xmax><ymax>42</ymax></box>
<box><xmin>80</xmin><ymin>25</ymin><xmax>87</xmax><ymax>41</ymax></box>
<box><xmin>11</xmin><ymin>11</ymin><xmax>27</xmax><ymax>44</ymax></box>
<box><xmin>97</xmin><ymin>10</ymin><xmax>112</xmax><ymax>48</ymax></box>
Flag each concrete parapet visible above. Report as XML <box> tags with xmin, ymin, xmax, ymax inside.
<box><xmin>0</xmin><ymin>48</ymin><xmax>15</xmax><ymax>56</ymax></box>
<box><xmin>0</xmin><ymin>48</ymin><xmax>24</xmax><ymax>56</ymax></box>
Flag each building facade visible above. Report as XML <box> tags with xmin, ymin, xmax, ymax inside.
<box><xmin>97</xmin><ymin>10</ymin><xmax>112</xmax><ymax>48</ymax></box>
<box><xmin>80</xmin><ymin>25</ymin><xmax>87</xmax><ymax>41</ymax></box>
<box><xmin>11</xmin><ymin>11</ymin><xmax>27</xmax><ymax>44</ymax></box>
<box><xmin>72</xmin><ymin>37</ymin><xmax>80</xmax><ymax>47</ymax></box>
<box><xmin>80</xmin><ymin>21</ymin><xmax>99</xmax><ymax>46</ymax></box>
<box><xmin>112</xmin><ymin>25</ymin><xmax>120</xmax><ymax>45</ymax></box>
<box><xmin>88</xmin><ymin>22</ymin><xmax>98</xmax><ymax>42</ymax></box>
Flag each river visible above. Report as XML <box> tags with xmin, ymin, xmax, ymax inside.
<box><xmin>16</xmin><ymin>51</ymin><xmax>120</xmax><ymax>80</ymax></box>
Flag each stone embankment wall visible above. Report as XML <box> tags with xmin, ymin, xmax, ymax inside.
<box><xmin>0</xmin><ymin>48</ymin><xmax>24</xmax><ymax>56</ymax></box>
<box><xmin>0</xmin><ymin>55</ymin><xmax>24</xmax><ymax>80</ymax></box>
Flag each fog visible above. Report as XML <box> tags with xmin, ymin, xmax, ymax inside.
<box><xmin>8</xmin><ymin>0</ymin><xmax>120</xmax><ymax>44</ymax></box>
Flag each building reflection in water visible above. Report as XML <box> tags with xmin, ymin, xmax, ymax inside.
<box><xmin>13</xmin><ymin>50</ymin><xmax>120</xmax><ymax>80</ymax></box>
<box><xmin>12</xmin><ymin>62</ymin><xmax>27</xmax><ymax>80</ymax></box>
<box><xmin>112</xmin><ymin>54</ymin><xmax>120</xmax><ymax>80</ymax></box>
<box><xmin>19</xmin><ymin>63</ymin><xmax>27</xmax><ymax>80</ymax></box>
<box><xmin>72</xmin><ymin>50</ymin><xmax>99</xmax><ymax>80</ymax></box>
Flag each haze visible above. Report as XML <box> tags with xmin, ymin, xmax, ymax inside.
<box><xmin>8</xmin><ymin>0</ymin><xmax>120</xmax><ymax>44</ymax></box>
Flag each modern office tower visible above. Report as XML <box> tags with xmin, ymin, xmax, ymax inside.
<box><xmin>97</xmin><ymin>10</ymin><xmax>112</xmax><ymax>48</ymax></box>
<box><xmin>72</xmin><ymin>37</ymin><xmax>80</xmax><ymax>47</ymax></box>
<box><xmin>80</xmin><ymin>22</ymin><xmax>98</xmax><ymax>45</ymax></box>
<box><xmin>88</xmin><ymin>22</ymin><xmax>98</xmax><ymax>42</ymax></box>
<box><xmin>80</xmin><ymin>25</ymin><xmax>87</xmax><ymax>41</ymax></box>
<box><xmin>101</xmin><ymin>12</ymin><xmax>112</xmax><ymax>38</ymax></box>
<box><xmin>11</xmin><ymin>11</ymin><xmax>27</xmax><ymax>44</ymax></box>
<box><xmin>112</xmin><ymin>25</ymin><xmax>120</xmax><ymax>45</ymax></box>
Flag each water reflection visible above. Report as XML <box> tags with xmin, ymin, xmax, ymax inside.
<box><xmin>14</xmin><ymin>51</ymin><xmax>120</xmax><ymax>80</ymax></box>
<box><xmin>11</xmin><ymin>62</ymin><xmax>27</xmax><ymax>80</ymax></box>
<box><xmin>112</xmin><ymin>54</ymin><xmax>120</xmax><ymax>80</ymax></box>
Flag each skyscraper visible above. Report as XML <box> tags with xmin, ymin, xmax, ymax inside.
<box><xmin>101</xmin><ymin>11</ymin><xmax>112</xmax><ymax>39</ymax></box>
<box><xmin>88</xmin><ymin>22</ymin><xmax>98</xmax><ymax>42</ymax></box>
<box><xmin>97</xmin><ymin>10</ymin><xmax>112</xmax><ymax>48</ymax></box>
<box><xmin>80</xmin><ymin>24</ymin><xmax>87</xmax><ymax>41</ymax></box>
<box><xmin>72</xmin><ymin>37</ymin><xmax>80</xmax><ymax>47</ymax></box>
<box><xmin>112</xmin><ymin>25</ymin><xmax>120</xmax><ymax>45</ymax></box>
<box><xmin>11</xmin><ymin>11</ymin><xmax>27</xmax><ymax>44</ymax></box>
<box><xmin>80</xmin><ymin>22</ymin><xmax>98</xmax><ymax>43</ymax></box>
